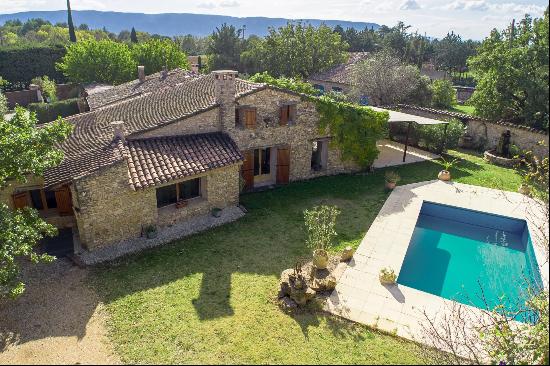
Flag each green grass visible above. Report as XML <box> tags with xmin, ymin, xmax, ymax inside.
<box><xmin>448</xmin><ymin>104</ymin><xmax>476</xmax><ymax>116</ymax></box>
<box><xmin>92</xmin><ymin>150</ymin><xmax>522</xmax><ymax>364</ymax></box>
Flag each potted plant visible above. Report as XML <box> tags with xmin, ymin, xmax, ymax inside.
<box><xmin>438</xmin><ymin>157</ymin><xmax>459</xmax><ymax>181</ymax></box>
<box><xmin>379</xmin><ymin>267</ymin><xmax>397</xmax><ymax>285</ymax></box>
<box><xmin>176</xmin><ymin>199</ymin><xmax>188</xmax><ymax>209</ymax></box>
<box><xmin>384</xmin><ymin>171</ymin><xmax>400</xmax><ymax>190</ymax></box>
<box><xmin>304</xmin><ymin>205</ymin><xmax>341</xmax><ymax>270</ymax></box>
<box><xmin>144</xmin><ymin>224</ymin><xmax>158</xmax><ymax>239</ymax></box>
<box><xmin>518</xmin><ymin>183</ymin><xmax>531</xmax><ymax>196</ymax></box>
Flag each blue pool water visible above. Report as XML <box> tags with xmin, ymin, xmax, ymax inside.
<box><xmin>398</xmin><ymin>202</ymin><xmax>543</xmax><ymax>322</ymax></box>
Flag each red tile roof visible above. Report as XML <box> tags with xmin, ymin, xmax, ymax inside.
<box><xmin>126</xmin><ymin>133</ymin><xmax>243</xmax><ymax>190</ymax></box>
<box><xmin>43</xmin><ymin>73</ymin><xmax>264</xmax><ymax>188</ymax></box>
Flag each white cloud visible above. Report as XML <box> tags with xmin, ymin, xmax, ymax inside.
<box><xmin>399</xmin><ymin>0</ymin><xmax>421</xmax><ymax>10</ymax></box>
<box><xmin>197</xmin><ymin>2</ymin><xmax>216</xmax><ymax>9</ymax></box>
<box><xmin>447</xmin><ymin>0</ymin><xmax>489</xmax><ymax>11</ymax></box>
<box><xmin>220</xmin><ymin>0</ymin><xmax>240</xmax><ymax>7</ymax></box>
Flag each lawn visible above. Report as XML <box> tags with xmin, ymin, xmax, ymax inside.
<box><xmin>92</xmin><ymin>149</ymin><xmax>522</xmax><ymax>364</ymax></box>
<box><xmin>449</xmin><ymin>104</ymin><xmax>476</xmax><ymax>116</ymax></box>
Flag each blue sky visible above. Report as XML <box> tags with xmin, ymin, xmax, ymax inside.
<box><xmin>0</xmin><ymin>0</ymin><xmax>547</xmax><ymax>39</ymax></box>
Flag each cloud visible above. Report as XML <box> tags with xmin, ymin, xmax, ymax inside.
<box><xmin>197</xmin><ymin>0</ymin><xmax>239</xmax><ymax>9</ymax></box>
<box><xmin>447</xmin><ymin>0</ymin><xmax>489</xmax><ymax>11</ymax></box>
<box><xmin>399</xmin><ymin>0</ymin><xmax>421</xmax><ymax>10</ymax></box>
<box><xmin>220</xmin><ymin>0</ymin><xmax>240</xmax><ymax>7</ymax></box>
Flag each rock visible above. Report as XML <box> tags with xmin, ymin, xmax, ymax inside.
<box><xmin>279</xmin><ymin>296</ymin><xmax>298</xmax><ymax>312</ymax></box>
<box><xmin>305</xmin><ymin>287</ymin><xmax>316</xmax><ymax>300</ymax></box>
<box><xmin>324</xmin><ymin>275</ymin><xmax>337</xmax><ymax>291</ymax></box>
<box><xmin>341</xmin><ymin>246</ymin><xmax>355</xmax><ymax>262</ymax></box>
<box><xmin>290</xmin><ymin>290</ymin><xmax>308</xmax><ymax>306</ymax></box>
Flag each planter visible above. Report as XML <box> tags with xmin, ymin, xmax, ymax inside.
<box><xmin>379</xmin><ymin>268</ymin><xmax>397</xmax><ymax>285</ymax></box>
<box><xmin>385</xmin><ymin>181</ymin><xmax>397</xmax><ymax>190</ymax></box>
<box><xmin>312</xmin><ymin>249</ymin><xmax>329</xmax><ymax>270</ymax></box>
<box><xmin>484</xmin><ymin>150</ymin><xmax>519</xmax><ymax>168</ymax></box>
<box><xmin>145</xmin><ymin>230</ymin><xmax>158</xmax><ymax>239</ymax></box>
<box><xmin>438</xmin><ymin>170</ymin><xmax>451</xmax><ymax>181</ymax></box>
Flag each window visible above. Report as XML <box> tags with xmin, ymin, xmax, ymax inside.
<box><xmin>279</xmin><ymin>104</ymin><xmax>297</xmax><ymax>126</ymax></box>
<box><xmin>12</xmin><ymin>186</ymin><xmax>72</xmax><ymax>215</ymax></box>
<box><xmin>311</xmin><ymin>140</ymin><xmax>328</xmax><ymax>171</ymax></box>
<box><xmin>236</xmin><ymin>107</ymin><xmax>256</xmax><ymax>129</ymax></box>
<box><xmin>313</xmin><ymin>84</ymin><xmax>325</xmax><ymax>94</ymax></box>
<box><xmin>253</xmin><ymin>148</ymin><xmax>271</xmax><ymax>183</ymax></box>
<box><xmin>156</xmin><ymin>178</ymin><xmax>202</xmax><ymax>208</ymax></box>
<box><xmin>332</xmin><ymin>86</ymin><xmax>343</xmax><ymax>93</ymax></box>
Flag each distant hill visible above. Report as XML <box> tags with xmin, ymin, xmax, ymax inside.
<box><xmin>0</xmin><ymin>10</ymin><xmax>380</xmax><ymax>37</ymax></box>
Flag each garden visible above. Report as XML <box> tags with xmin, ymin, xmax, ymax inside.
<box><xmin>91</xmin><ymin>149</ymin><xmax>522</xmax><ymax>364</ymax></box>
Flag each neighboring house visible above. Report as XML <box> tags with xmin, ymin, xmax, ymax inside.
<box><xmin>308</xmin><ymin>52</ymin><xmax>370</xmax><ymax>103</ymax></box>
<box><xmin>1</xmin><ymin>69</ymin><xmax>360</xmax><ymax>254</ymax></box>
<box><xmin>419</xmin><ymin>62</ymin><xmax>450</xmax><ymax>81</ymax></box>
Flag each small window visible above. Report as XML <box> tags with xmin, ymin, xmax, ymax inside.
<box><xmin>279</xmin><ymin>104</ymin><xmax>297</xmax><ymax>126</ymax></box>
<box><xmin>178</xmin><ymin>178</ymin><xmax>200</xmax><ymax>200</ymax></box>
<box><xmin>45</xmin><ymin>190</ymin><xmax>57</xmax><ymax>209</ymax></box>
<box><xmin>332</xmin><ymin>86</ymin><xmax>343</xmax><ymax>93</ymax></box>
<box><xmin>236</xmin><ymin>107</ymin><xmax>256</xmax><ymax>129</ymax></box>
<box><xmin>313</xmin><ymin>84</ymin><xmax>325</xmax><ymax>94</ymax></box>
<box><xmin>156</xmin><ymin>184</ymin><xmax>177</xmax><ymax>208</ymax></box>
<box><xmin>311</xmin><ymin>140</ymin><xmax>327</xmax><ymax>171</ymax></box>
<box><xmin>30</xmin><ymin>189</ymin><xmax>44</xmax><ymax>210</ymax></box>
<box><xmin>156</xmin><ymin>178</ymin><xmax>202</xmax><ymax>208</ymax></box>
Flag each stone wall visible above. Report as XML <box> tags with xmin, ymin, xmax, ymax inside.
<box><xmin>394</xmin><ymin>105</ymin><xmax>548</xmax><ymax>158</ymax></box>
<box><xmin>72</xmin><ymin>161</ymin><xmax>240</xmax><ymax>250</ymax></box>
<box><xmin>227</xmin><ymin>88</ymin><xmax>362</xmax><ymax>182</ymax></box>
<box><xmin>307</xmin><ymin>79</ymin><xmax>350</xmax><ymax>95</ymax></box>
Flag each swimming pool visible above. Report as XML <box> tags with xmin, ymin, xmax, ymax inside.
<box><xmin>398</xmin><ymin>201</ymin><xmax>543</xmax><ymax>321</ymax></box>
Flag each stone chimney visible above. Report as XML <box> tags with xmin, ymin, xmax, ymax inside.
<box><xmin>138</xmin><ymin>66</ymin><xmax>145</xmax><ymax>83</ymax></box>
<box><xmin>110</xmin><ymin>121</ymin><xmax>126</xmax><ymax>143</ymax></box>
<box><xmin>213</xmin><ymin>70</ymin><xmax>238</xmax><ymax>131</ymax></box>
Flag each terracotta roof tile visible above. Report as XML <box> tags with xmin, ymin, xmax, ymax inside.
<box><xmin>43</xmin><ymin>73</ymin><xmax>263</xmax><ymax>188</ymax></box>
<box><xmin>126</xmin><ymin>133</ymin><xmax>243</xmax><ymax>190</ymax></box>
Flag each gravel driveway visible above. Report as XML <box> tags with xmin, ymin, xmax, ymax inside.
<box><xmin>0</xmin><ymin>259</ymin><xmax>120</xmax><ymax>365</ymax></box>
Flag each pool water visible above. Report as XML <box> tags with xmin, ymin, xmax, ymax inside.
<box><xmin>398</xmin><ymin>202</ymin><xmax>543</xmax><ymax>322</ymax></box>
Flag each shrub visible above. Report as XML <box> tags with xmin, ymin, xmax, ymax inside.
<box><xmin>27</xmin><ymin>98</ymin><xmax>80</xmax><ymax>123</ymax></box>
<box><xmin>31</xmin><ymin>75</ymin><xmax>57</xmax><ymax>102</ymax></box>
<box><xmin>303</xmin><ymin>205</ymin><xmax>340</xmax><ymax>252</ymax></box>
<box><xmin>384</xmin><ymin>171</ymin><xmax>401</xmax><ymax>183</ymax></box>
<box><xmin>418</xmin><ymin>119</ymin><xmax>465</xmax><ymax>153</ymax></box>
<box><xmin>431</xmin><ymin>79</ymin><xmax>456</xmax><ymax>108</ymax></box>
<box><xmin>0</xmin><ymin>45</ymin><xmax>67</xmax><ymax>89</ymax></box>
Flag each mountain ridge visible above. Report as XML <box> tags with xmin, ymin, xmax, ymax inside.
<box><xmin>0</xmin><ymin>10</ymin><xmax>380</xmax><ymax>37</ymax></box>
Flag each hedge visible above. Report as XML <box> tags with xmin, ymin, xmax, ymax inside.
<box><xmin>0</xmin><ymin>45</ymin><xmax>67</xmax><ymax>91</ymax></box>
<box><xmin>27</xmin><ymin>98</ymin><xmax>80</xmax><ymax>124</ymax></box>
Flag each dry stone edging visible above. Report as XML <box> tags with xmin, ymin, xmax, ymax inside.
<box><xmin>75</xmin><ymin>206</ymin><xmax>245</xmax><ymax>265</ymax></box>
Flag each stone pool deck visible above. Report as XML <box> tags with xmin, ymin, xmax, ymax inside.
<box><xmin>325</xmin><ymin>180</ymin><xmax>549</xmax><ymax>348</ymax></box>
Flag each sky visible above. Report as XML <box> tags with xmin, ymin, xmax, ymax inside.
<box><xmin>0</xmin><ymin>0</ymin><xmax>547</xmax><ymax>39</ymax></box>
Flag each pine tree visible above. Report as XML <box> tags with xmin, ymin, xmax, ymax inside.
<box><xmin>130</xmin><ymin>27</ymin><xmax>138</xmax><ymax>43</ymax></box>
<box><xmin>67</xmin><ymin>0</ymin><xmax>77</xmax><ymax>43</ymax></box>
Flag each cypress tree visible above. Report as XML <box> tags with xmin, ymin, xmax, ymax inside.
<box><xmin>67</xmin><ymin>0</ymin><xmax>77</xmax><ymax>42</ymax></box>
<box><xmin>130</xmin><ymin>27</ymin><xmax>138</xmax><ymax>43</ymax></box>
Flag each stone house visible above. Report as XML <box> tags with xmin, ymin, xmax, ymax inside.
<box><xmin>1</xmin><ymin>69</ymin><xmax>361</xmax><ymax>255</ymax></box>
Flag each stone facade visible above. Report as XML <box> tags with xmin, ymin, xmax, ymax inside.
<box><xmin>395</xmin><ymin>105</ymin><xmax>548</xmax><ymax>158</ymax></box>
<box><xmin>228</xmin><ymin>88</ymin><xmax>361</xmax><ymax>182</ymax></box>
<box><xmin>72</xmin><ymin>161</ymin><xmax>240</xmax><ymax>250</ymax></box>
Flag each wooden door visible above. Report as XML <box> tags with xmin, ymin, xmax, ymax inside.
<box><xmin>55</xmin><ymin>186</ymin><xmax>73</xmax><ymax>216</ymax></box>
<box><xmin>276</xmin><ymin>146</ymin><xmax>290</xmax><ymax>184</ymax></box>
<box><xmin>241</xmin><ymin>150</ymin><xmax>255</xmax><ymax>191</ymax></box>
<box><xmin>12</xmin><ymin>192</ymin><xmax>29</xmax><ymax>209</ymax></box>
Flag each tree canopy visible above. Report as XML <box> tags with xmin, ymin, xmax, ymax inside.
<box><xmin>469</xmin><ymin>10</ymin><xmax>549</xmax><ymax>130</ymax></box>
<box><xmin>0</xmin><ymin>102</ymin><xmax>72</xmax><ymax>298</ymax></box>
<box><xmin>131</xmin><ymin>39</ymin><xmax>190</xmax><ymax>75</ymax></box>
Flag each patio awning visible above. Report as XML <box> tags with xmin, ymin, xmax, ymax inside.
<box><xmin>369</xmin><ymin>107</ymin><xmax>449</xmax><ymax>162</ymax></box>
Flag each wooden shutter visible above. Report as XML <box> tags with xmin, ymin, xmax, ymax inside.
<box><xmin>289</xmin><ymin>104</ymin><xmax>297</xmax><ymax>124</ymax></box>
<box><xmin>279</xmin><ymin>105</ymin><xmax>289</xmax><ymax>126</ymax></box>
<box><xmin>276</xmin><ymin>147</ymin><xmax>290</xmax><ymax>184</ymax></box>
<box><xmin>12</xmin><ymin>192</ymin><xmax>29</xmax><ymax>209</ymax></box>
<box><xmin>235</xmin><ymin>107</ymin><xmax>241</xmax><ymax>127</ymax></box>
<box><xmin>244</xmin><ymin>109</ymin><xmax>256</xmax><ymax>129</ymax></box>
<box><xmin>241</xmin><ymin>150</ymin><xmax>255</xmax><ymax>191</ymax></box>
<box><xmin>55</xmin><ymin>186</ymin><xmax>73</xmax><ymax>216</ymax></box>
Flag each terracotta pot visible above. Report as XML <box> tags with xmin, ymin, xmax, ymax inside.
<box><xmin>312</xmin><ymin>249</ymin><xmax>329</xmax><ymax>270</ymax></box>
<box><xmin>385</xmin><ymin>181</ymin><xmax>397</xmax><ymax>190</ymax></box>
<box><xmin>438</xmin><ymin>170</ymin><xmax>451</xmax><ymax>181</ymax></box>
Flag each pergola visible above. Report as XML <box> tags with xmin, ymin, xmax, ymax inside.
<box><xmin>370</xmin><ymin>107</ymin><xmax>449</xmax><ymax>162</ymax></box>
